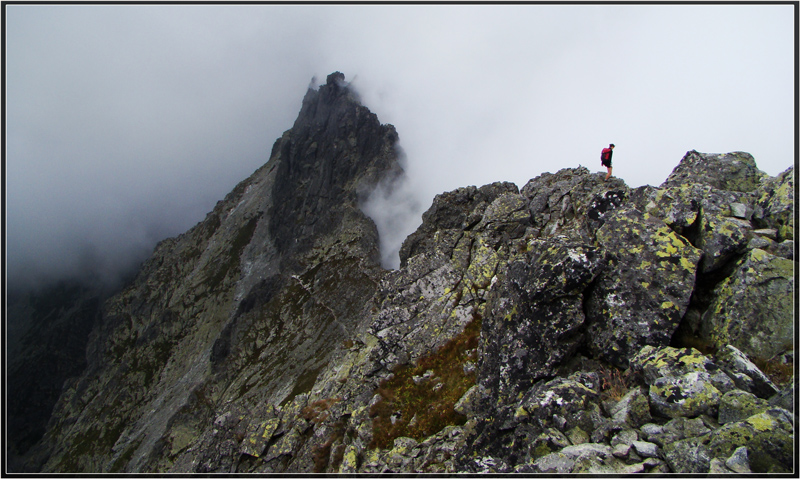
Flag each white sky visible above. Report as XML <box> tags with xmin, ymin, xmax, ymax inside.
<box><xmin>5</xmin><ymin>3</ymin><xmax>796</xmax><ymax>288</ymax></box>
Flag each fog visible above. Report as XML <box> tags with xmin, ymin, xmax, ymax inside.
<box><xmin>5</xmin><ymin>4</ymin><xmax>795</xmax><ymax>288</ymax></box>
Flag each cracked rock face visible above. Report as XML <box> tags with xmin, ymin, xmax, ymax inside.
<box><xmin>585</xmin><ymin>208</ymin><xmax>702</xmax><ymax>367</ymax></box>
<box><xmin>11</xmin><ymin>70</ymin><xmax>794</xmax><ymax>477</ymax></box>
<box><xmin>480</xmin><ymin>240</ymin><xmax>604</xmax><ymax>402</ymax></box>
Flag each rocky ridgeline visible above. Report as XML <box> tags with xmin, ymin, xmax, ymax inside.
<box><xmin>10</xmin><ymin>73</ymin><xmax>794</xmax><ymax>474</ymax></box>
<box><xmin>259</xmin><ymin>151</ymin><xmax>792</xmax><ymax>475</ymax></box>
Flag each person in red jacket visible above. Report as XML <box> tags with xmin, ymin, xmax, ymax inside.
<box><xmin>601</xmin><ymin>143</ymin><xmax>615</xmax><ymax>180</ymax></box>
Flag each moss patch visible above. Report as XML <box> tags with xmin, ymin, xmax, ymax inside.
<box><xmin>751</xmin><ymin>355</ymin><xmax>794</xmax><ymax>386</ymax></box>
<box><xmin>369</xmin><ymin>313</ymin><xmax>482</xmax><ymax>449</ymax></box>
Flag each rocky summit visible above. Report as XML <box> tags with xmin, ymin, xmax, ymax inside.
<box><xmin>7</xmin><ymin>72</ymin><xmax>795</xmax><ymax>474</ymax></box>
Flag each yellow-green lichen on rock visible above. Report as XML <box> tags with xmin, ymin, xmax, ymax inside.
<box><xmin>631</xmin><ymin>346</ymin><xmax>710</xmax><ymax>381</ymax></box>
<box><xmin>337</xmin><ymin>445</ymin><xmax>359</xmax><ymax>473</ymax></box>
<box><xmin>629</xmin><ymin>346</ymin><xmax>737</xmax><ymax>419</ymax></box>
<box><xmin>707</xmin><ymin>408</ymin><xmax>794</xmax><ymax>473</ymax></box>
<box><xmin>700</xmin><ymin>248</ymin><xmax>794</xmax><ymax>359</ymax></box>
<box><xmin>585</xmin><ymin>208</ymin><xmax>701</xmax><ymax>367</ymax></box>
<box><xmin>648</xmin><ymin>372</ymin><xmax>721</xmax><ymax>418</ymax></box>
<box><xmin>696</xmin><ymin>212</ymin><xmax>753</xmax><ymax>273</ymax></box>
<box><xmin>240</xmin><ymin>416</ymin><xmax>280</xmax><ymax>458</ymax></box>
<box><xmin>661</xmin><ymin>151</ymin><xmax>767</xmax><ymax>193</ymax></box>
<box><xmin>753</xmin><ymin>166</ymin><xmax>794</xmax><ymax>241</ymax></box>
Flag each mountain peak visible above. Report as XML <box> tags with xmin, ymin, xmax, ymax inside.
<box><xmin>326</xmin><ymin>70</ymin><xmax>345</xmax><ymax>86</ymax></box>
<box><xmin>270</xmin><ymin>72</ymin><xmax>403</xmax><ymax>258</ymax></box>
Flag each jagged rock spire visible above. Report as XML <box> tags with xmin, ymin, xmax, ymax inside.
<box><xmin>269</xmin><ymin>71</ymin><xmax>403</xmax><ymax>259</ymax></box>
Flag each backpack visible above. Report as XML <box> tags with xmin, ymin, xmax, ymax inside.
<box><xmin>601</xmin><ymin>148</ymin><xmax>612</xmax><ymax>162</ymax></box>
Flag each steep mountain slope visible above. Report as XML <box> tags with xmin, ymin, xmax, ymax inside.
<box><xmin>21</xmin><ymin>72</ymin><xmax>403</xmax><ymax>472</ymax></box>
<box><xmin>6</xmin><ymin>282</ymin><xmax>105</xmax><ymax>467</ymax></box>
<box><xmin>10</xmin><ymin>72</ymin><xmax>794</xmax><ymax>474</ymax></box>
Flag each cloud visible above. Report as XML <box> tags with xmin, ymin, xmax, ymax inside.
<box><xmin>360</xmin><ymin>164</ymin><xmax>423</xmax><ymax>270</ymax></box>
<box><xmin>5</xmin><ymin>4</ymin><xmax>794</xmax><ymax>289</ymax></box>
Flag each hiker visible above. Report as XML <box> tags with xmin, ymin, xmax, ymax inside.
<box><xmin>601</xmin><ymin>143</ymin><xmax>615</xmax><ymax>180</ymax></box>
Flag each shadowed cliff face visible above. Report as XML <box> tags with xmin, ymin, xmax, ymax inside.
<box><xmin>17</xmin><ymin>72</ymin><xmax>404</xmax><ymax>473</ymax></box>
<box><xmin>269</xmin><ymin>71</ymin><xmax>402</xmax><ymax>262</ymax></box>
<box><xmin>6</xmin><ymin>282</ymin><xmax>104</xmax><ymax>467</ymax></box>
<box><xmin>10</xmin><ymin>73</ymin><xmax>794</xmax><ymax>475</ymax></box>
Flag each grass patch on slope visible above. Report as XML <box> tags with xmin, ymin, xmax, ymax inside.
<box><xmin>369</xmin><ymin>312</ymin><xmax>481</xmax><ymax>449</ymax></box>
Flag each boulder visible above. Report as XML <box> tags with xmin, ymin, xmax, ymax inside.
<box><xmin>630</xmin><ymin>346</ymin><xmax>737</xmax><ymax>419</ymax></box>
<box><xmin>459</xmin><ymin>372</ymin><xmax>605</xmax><ymax>473</ymax></box>
<box><xmin>714</xmin><ymin>344</ymin><xmax>778</xmax><ymax>398</ymax></box>
<box><xmin>566</xmin><ymin>426</ymin><xmax>590</xmax><ymax>445</ymax></box>
<box><xmin>607</xmin><ymin>388</ymin><xmax>651</xmax><ymax>428</ymax></box>
<box><xmin>661</xmin><ymin>150</ymin><xmax>766</xmax><ymax>193</ymax></box>
<box><xmin>338</xmin><ymin>445</ymin><xmax>359</xmax><ymax>473</ymax></box>
<box><xmin>453</xmin><ymin>384</ymin><xmax>489</xmax><ymax>418</ymax></box>
<box><xmin>696</xmin><ymin>213</ymin><xmax>753</xmax><ymax>273</ymax></box>
<box><xmin>585</xmin><ymin>217</ymin><xmax>701</xmax><ymax>367</ymax></box>
<box><xmin>649</xmin><ymin>372</ymin><xmax>722</xmax><ymax>419</ymax></box>
<box><xmin>573</xmin><ymin>455</ymin><xmax>628</xmax><ymax>474</ymax></box>
<box><xmin>517</xmin><ymin>373</ymin><xmax>603</xmax><ymax>434</ymax></box>
<box><xmin>399</xmin><ymin>182</ymin><xmax>518</xmax><ymax>265</ymax></box>
<box><xmin>717</xmin><ymin>390</ymin><xmax>770</xmax><ymax>424</ymax></box>
<box><xmin>560</xmin><ymin>443</ymin><xmax>612</xmax><ymax>461</ymax></box>
<box><xmin>411</xmin><ymin>425</ymin><xmax>470</xmax><ymax>473</ymax></box>
<box><xmin>585</xmin><ymin>190</ymin><xmax>628</xmax><ymax>236</ymax></box>
<box><xmin>475</xmin><ymin>193</ymin><xmax>531</xmax><ymax>239</ymax></box>
<box><xmin>509</xmin><ymin>239</ymin><xmax>605</xmax><ymax>303</ymax></box>
<box><xmin>520</xmin><ymin>166</ymin><xmax>628</xmax><ymax>240</ymax></box>
<box><xmin>480</xmin><ymin>240</ymin><xmax>604</xmax><ymax>401</ymax></box>
<box><xmin>700</xmin><ymin>248</ymin><xmax>794</xmax><ymax>359</ymax></box>
<box><xmin>773</xmin><ymin>239</ymin><xmax>794</xmax><ymax>259</ymax></box>
<box><xmin>553</xmin><ymin>443</ymin><xmax>629</xmax><ymax>474</ymax></box>
<box><xmin>753</xmin><ymin>166</ymin><xmax>794</xmax><ymax>241</ymax></box>
<box><xmin>530</xmin><ymin>428</ymin><xmax>571</xmax><ymax>459</ymax></box>
<box><xmin>610</xmin><ymin>428</ymin><xmax>638</xmax><ymax>447</ymax></box>
<box><xmin>729</xmin><ymin>202</ymin><xmax>750</xmax><ymax>219</ymax></box>
<box><xmin>239</xmin><ymin>415</ymin><xmax>280</xmax><ymax>457</ymax></box>
<box><xmin>707</xmin><ymin>408</ymin><xmax>794</xmax><ymax>473</ymax></box>
<box><xmin>631</xmin><ymin>184</ymin><xmax>705</xmax><ymax>236</ymax></box>
<box><xmin>725</xmin><ymin>446</ymin><xmax>751</xmax><ymax>473</ymax></box>
<box><xmin>753</xmin><ymin>228</ymin><xmax>778</xmax><ymax>239</ymax></box>
<box><xmin>479</xmin><ymin>292</ymin><xmax>585</xmax><ymax>396</ymax></box>
<box><xmin>641</xmin><ymin>416</ymin><xmax>711</xmax><ymax>449</ymax></box>
<box><xmin>631</xmin><ymin>346</ymin><xmax>734</xmax><ymax>390</ymax></box>
<box><xmin>708</xmin><ymin>458</ymin><xmax>731</xmax><ymax>474</ymax></box>
<box><xmin>663</xmin><ymin>435</ymin><xmax>712</xmax><ymax>473</ymax></box>
<box><xmin>533</xmin><ymin>451</ymin><xmax>574</xmax><ymax>473</ymax></box>
<box><xmin>768</xmin><ymin>382</ymin><xmax>794</xmax><ymax>411</ymax></box>
<box><xmin>631</xmin><ymin>440</ymin><xmax>659</xmax><ymax>458</ymax></box>
<box><xmin>631</xmin><ymin>181</ymin><xmax>757</xmax><ymax>273</ymax></box>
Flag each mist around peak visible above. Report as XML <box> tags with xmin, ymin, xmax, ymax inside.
<box><xmin>360</xmin><ymin>168</ymin><xmax>424</xmax><ymax>270</ymax></box>
<box><xmin>6</xmin><ymin>5</ymin><xmax>792</xmax><ymax>295</ymax></box>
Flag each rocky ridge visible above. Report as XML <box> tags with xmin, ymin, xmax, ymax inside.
<box><xmin>9</xmin><ymin>72</ymin><xmax>795</xmax><ymax>474</ymax></box>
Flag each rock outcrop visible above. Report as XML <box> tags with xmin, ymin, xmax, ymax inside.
<box><xmin>9</xmin><ymin>73</ymin><xmax>794</xmax><ymax>475</ymax></box>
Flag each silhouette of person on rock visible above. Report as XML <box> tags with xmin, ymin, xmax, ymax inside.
<box><xmin>601</xmin><ymin>143</ymin><xmax>615</xmax><ymax>180</ymax></box>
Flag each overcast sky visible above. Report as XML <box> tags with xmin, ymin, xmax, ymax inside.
<box><xmin>5</xmin><ymin>4</ymin><xmax>795</xmax><ymax>289</ymax></box>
